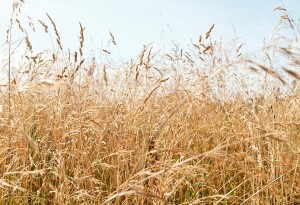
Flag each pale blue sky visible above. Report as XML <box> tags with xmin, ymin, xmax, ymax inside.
<box><xmin>1</xmin><ymin>0</ymin><xmax>300</xmax><ymax>59</ymax></box>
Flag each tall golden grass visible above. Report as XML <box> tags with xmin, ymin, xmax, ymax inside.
<box><xmin>0</xmin><ymin>1</ymin><xmax>300</xmax><ymax>204</ymax></box>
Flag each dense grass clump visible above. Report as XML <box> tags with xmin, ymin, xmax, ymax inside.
<box><xmin>0</xmin><ymin>2</ymin><xmax>300</xmax><ymax>204</ymax></box>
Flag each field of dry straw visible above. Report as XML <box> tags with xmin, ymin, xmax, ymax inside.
<box><xmin>1</xmin><ymin>1</ymin><xmax>300</xmax><ymax>204</ymax></box>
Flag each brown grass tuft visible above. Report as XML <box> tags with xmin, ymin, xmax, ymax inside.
<box><xmin>1</xmin><ymin>3</ymin><xmax>300</xmax><ymax>205</ymax></box>
<box><xmin>283</xmin><ymin>67</ymin><xmax>300</xmax><ymax>80</ymax></box>
<box><xmin>46</xmin><ymin>13</ymin><xmax>62</xmax><ymax>50</ymax></box>
<box><xmin>205</xmin><ymin>23</ymin><xmax>215</xmax><ymax>39</ymax></box>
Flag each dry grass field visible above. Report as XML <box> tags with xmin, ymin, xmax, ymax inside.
<box><xmin>1</xmin><ymin>2</ymin><xmax>300</xmax><ymax>204</ymax></box>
